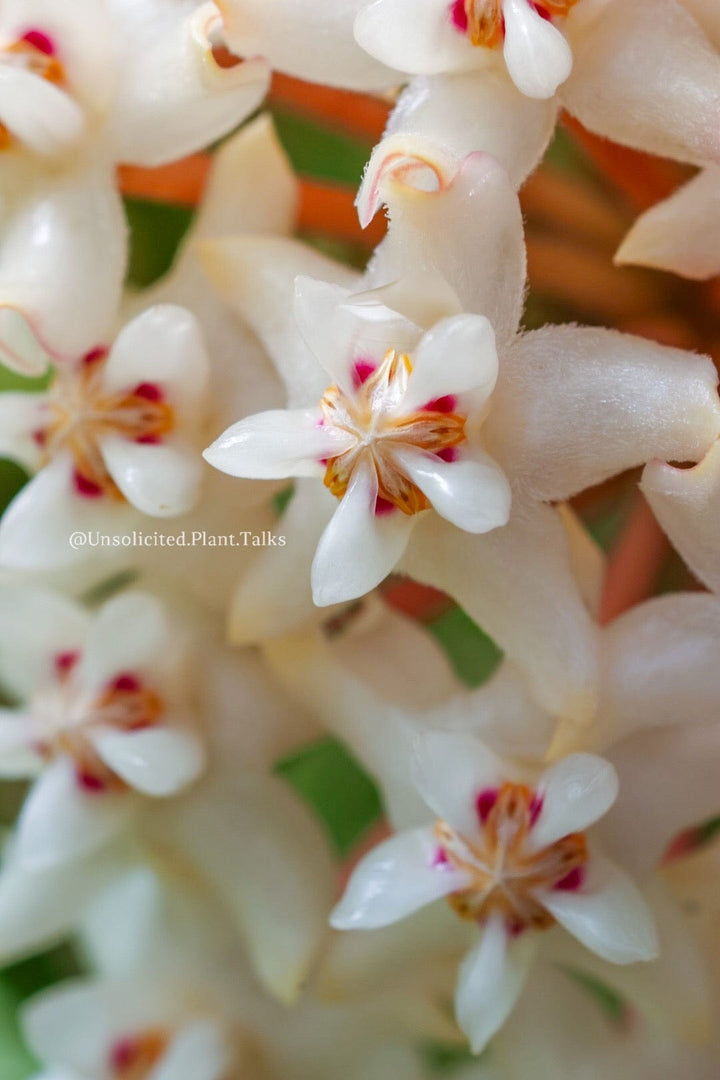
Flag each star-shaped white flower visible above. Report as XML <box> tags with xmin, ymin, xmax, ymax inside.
<box><xmin>201</xmin><ymin>151</ymin><xmax>720</xmax><ymax>721</ymax></box>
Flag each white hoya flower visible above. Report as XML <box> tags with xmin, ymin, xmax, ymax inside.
<box><xmin>0</xmin><ymin>0</ymin><xmax>270</xmax><ymax>375</ymax></box>
<box><xmin>0</xmin><ymin>304</ymin><xmax>209</xmax><ymax>569</ymax></box>
<box><xmin>617</xmin><ymin>3</ymin><xmax>720</xmax><ymax>279</ymax></box>
<box><xmin>0</xmin><ymin>586</ymin><xmax>205</xmax><ymax>871</ymax></box>
<box><xmin>331</xmin><ymin>733</ymin><xmax>658</xmax><ymax>1053</ymax></box>
<box><xmin>201</xmin><ymin>151</ymin><xmax>720</xmax><ymax>721</ymax></box>
<box><xmin>358</xmin><ymin>0</ymin><xmax>720</xmax><ymax>196</ymax></box>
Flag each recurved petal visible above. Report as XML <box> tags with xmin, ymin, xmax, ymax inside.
<box><xmin>411</xmin><ymin>730</ymin><xmax>506</xmax><ymax>838</ymax></box>
<box><xmin>528</xmin><ymin>755</ymin><xmax>618</xmax><ymax>852</ymax></box>
<box><xmin>486</xmin><ymin>326</ymin><xmax>720</xmax><ymax>501</ymax></box>
<box><xmin>105</xmin><ymin>0</ymin><xmax>270</xmax><ymax>166</ymax></box>
<box><xmin>76</xmin><ymin>591</ymin><xmax>169</xmax><ymax>695</ymax></box>
<box><xmin>353</xmin><ymin>0</ymin><xmax>476</xmax><ymax>75</ymax></box>
<box><xmin>539</xmin><ymin>851</ymin><xmax>659</xmax><ymax>965</ymax></box>
<box><xmin>0</xmin><ymin>583</ymin><xmax>89</xmax><ymax>701</ymax></box>
<box><xmin>204</xmin><ymin>408</ymin><xmax>349</xmax><ymax>480</ymax></box>
<box><xmin>217</xmin><ymin>0</ymin><xmax>396</xmax><ymax>90</ymax></box>
<box><xmin>396</xmin><ymin>448</ymin><xmax>511</xmax><ymax>533</ymax></box>
<box><xmin>91</xmin><ymin>725</ymin><xmax>205</xmax><ymax>797</ymax></box>
<box><xmin>0</xmin><ymin>392</ymin><xmax>48</xmax><ymax>472</ymax></box>
<box><xmin>455</xmin><ymin>914</ymin><xmax>536</xmax><ymax>1053</ymax></box>
<box><xmin>312</xmin><ymin>461</ymin><xmax>415</xmax><ymax>606</ymax></box>
<box><xmin>403</xmin><ymin>314</ymin><xmax>498</xmax><ymax>411</ymax></box>
<box><xmin>403</xmin><ymin>499</ymin><xmax>599</xmax><ymax>723</ymax></box>
<box><xmin>616</xmin><ymin>166</ymin><xmax>720</xmax><ymax>280</ymax></box>
<box><xmin>0</xmin><ymin>67</ymin><xmax>84</xmax><ymax>156</ymax></box>
<box><xmin>0</xmin><ymin>161</ymin><xmax>126</xmax><ymax>369</ymax></box>
<box><xmin>100</xmin><ymin>436</ymin><xmax>204</xmax><ymax>518</ymax></box>
<box><xmin>15</xmin><ymin>757</ymin><xmax>133</xmax><ymax>870</ymax></box>
<box><xmin>642</xmin><ymin>442</ymin><xmax>720</xmax><ymax>596</ymax></box>
<box><xmin>366</xmin><ymin>151</ymin><xmax>526</xmax><ymax>348</ymax></box>
<box><xmin>331</xmin><ymin>826</ymin><xmax>472</xmax><ymax>930</ymax></box>
<box><xmin>562</xmin><ymin>0</ymin><xmax>720</xmax><ymax>167</ymax></box>
<box><xmin>502</xmin><ymin>0</ymin><xmax>573</xmax><ymax>99</ymax></box>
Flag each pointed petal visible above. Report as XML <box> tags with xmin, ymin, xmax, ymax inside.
<box><xmin>562</xmin><ymin>0</ymin><xmax>720</xmax><ymax>167</ymax></box>
<box><xmin>0</xmin><ymin>162</ymin><xmax>125</xmax><ymax>367</ymax></box>
<box><xmin>102</xmin><ymin>305</ymin><xmax>209</xmax><ymax>408</ymax></box>
<box><xmin>331</xmin><ymin>827</ymin><xmax>472</xmax><ymax>930</ymax></box>
<box><xmin>367</xmin><ymin>151</ymin><xmax>526</xmax><ymax>348</ymax></box>
<box><xmin>455</xmin><ymin>914</ymin><xmax>536</xmax><ymax>1052</ymax></box>
<box><xmin>105</xmin><ymin>0</ymin><xmax>270</xmax><ymax>166</ymax></box>
<box><xmin>397</xmin><ymin>448</ymin><xmax>511</xmax><ymax>533</ymax></box>
<box><xmin>486</xmin><ymin>325</ymin><xmax>720</xmax><ymax>500</ymax></box>
<box><xmin>0</xmin><ymin>709</ymin><xmax>43</xmax><ymax>777</ymax></box>
<box><xmin>528</xmin><ymin>755</ymin><xmax>618</xmax><ymax>852</ymax></box>
<box><xmin>411</xmin><ymin>731</ymin><xmax>506</xmax><ymax>837</ymax></box>
<box><xmin>403</xmin><ymin>314</ymin><xmax>498</xmax><ymax>411</ymax></box>
<box><xmin>217</xmin><ymin>0</ymin><xmax>396</xmax><ymax>90</ymax></box>
<box><xmin>154</xmin><ymin>1021</ymin><xmax>234</xmax><ymax>1080</ymax></box>
<box><xmin>312</xmin><ymin>461</ymin><xmax>415</xmax><ymax>606</ymax></box>
<box><xmin>77</xmin><ymin>592</ymin><xmax>169</xmax><ymax>695</ymax></box>
<box><xmin>198</xmin><ymin>235</ymin><xmax>359</xmax><ymax>407</ymax></box>
<box><xmin>100</xmin><ymin>436</ymin><xmax>204</xmax><ymax>517</ymax></box>
<box><xmin>0</xmin><ymin>583</ymin><xmax>89</xmax><ymax>701</ymax></box>
<box><xmin>15</xmin><ymin>758</ymin><xmax>132</xmax><ymax>869</ymax></box>
<box><xmin>353</xmin><ymin>0</ymin><xmax>474</xmax><ymax>75</ymax></box>
<box><xmin>0</xmin><ymin>66</ymin><xmax>83</xmax><ymax>156</ymax></box>
<box><xmin>502</xmin><ymin>0</ymin><xmax>572</xmax><ymax>98</ymax></box>
<box><xmin>0</xmin><ymin>391</ymin><xmax>48</xmax><ymax>471</ymax></box>
<box><xmin>403</xmin><ymin>500</ymin><xmax>599</xmax><ymax>723</ymax></box>
<box><xmin>204</xmin><ymin>408</ymin><xmax>351</xmax><ymax>479</ymax></box>
<box><xmin>539</xmin><ymin>852</ymin><xmax>658</xmax><ymax>964</ymax></box>
<box><xmin>91</xmin><ymin>725</ymin><xmax>204</xmax><ymax>797</ymax></box>
<box><xmin>642</xmin><ymin>441</ymin><xmax>720</xmax><ymax>597</ymax></box>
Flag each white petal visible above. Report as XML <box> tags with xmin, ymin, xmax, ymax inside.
<box><xmin>102</xmin><ymin>305</ymin><xmax>209</xmax><ymax>410</ymax></box>
<box><xmin>15</xmin><ymin>758</ymin><xmax>132</xmax><ymax>869</ymax></box>
<box><xmin>100</xmin><ymin>436</ymin><xmax>203</xmax><ymax>518</ymax></box>
<box><xmin>91</xmin><ymin>726</ymin><xmax>204</xmax><ymax>797</ymax></box>
<box><xmin>0</xmin><ymin>391</ymin><xmax>47</xmax><ymax>471</ymax></box>
<box><xmin>0</xmin><ymin>66</ymin><xmax>84</xmax><ymax>156</ymax></box>
<box><xmin>0</xmin><ymin>307</ymin><xmax>52</xmax><ymax>376</ymax></box>
<box><xmin>217</xmin><ymin>0</ymin><xmax>395</xmax><ymax>90</ymax></box>
<box><xmin>0</xmin><ymin>709</ymin><xmax>43</xmax><ymax>777</ymax></box>
<box><xmin>528</xmin><ymin>754</ymin><xmax>618</xmax><ymax>852</ymax></box>
<box><xmin>105</xmin><ymin>0</ymin><xmax>270</xmax><ymax>166</ymax></box>
<box><xmin>616</xmin><ymin>167</ymin><xmax>720</xmax><ymax>280</ymax></box>
<box><xmin>411</xmin><ymin>731</ymin><xmax>506</xmax><ymax>837</ymax></box>
<box><xmin>0</xmin><ymin>583</ymin><xmax>88</xmax><ymax>700</ymax></box>
<box><xmin>204</xmin><ymin>408</ymin><xmax>352</xmax><ymax>479</ymax></box>
<box><xmin>397</xmin><ymin>448</ymin><xmax>511</xmax><ymax>533</ymax></box>
<box><xmin>354</xmin><ymin>0</ymin><xmax>475</xmax><ymax>75</ymax></box>
<box><xmin>403</xmin><ymin>501</ymin><xmax>599</xmax><ymax>723</ymax></box>
<box><xmin>403</xmin><ymin>314</ymin><xmax>498</xmax><ymax>411</ymax></box>
<box><xmin>76</xmin><ymin>592</ymin><xmax>169</xmax><ymax>695</ymax></box>
<box><xmin>0</xmin><ymin>159</ymin><xmax>125</xmax><ymax>367</ymax></box>
<box><xmin>502</xmin><ymin>0</ymin><xmax>573</xmax><ymax>98</ymax></box>
<box><xmin>486</xmin><ymin>325</ymin><xmax>720</xmax><ymax>501</ymax></box>
<box><xmin>368</xmin><ymin>151</ymin><xmax>526</xmax><ymax>348</ymax></box>
<box><xmin>331</xmin><ymin>827</ymin><xmax>472</xmax><ymax>929</ymax></box>
<box><xmin>312</xmin><ymin>461</ymin><xmax>415</xmax><ymax>606</ymax></box>
<box><xmin>642</xmin><ymin>442</ymin><xmax>720</xmax><ymax>597</ymax></box>
<box><xmin>539</xmin><ymin>852</ymin><xmax>659</xmax><ymax>964</ymax></box>
<box><xmin>562</xmin><ymin>0</ymin><xmax>720</xmax><ymax>167</ymax></box>
<box><xmin>153</xmin><ymin>1021</ymin><xmax>234</xmax><ymax>1080</ymax></box>
<box><xmin>0</xmin><ymin>453</ymin><xmax>137</xmax><ymax>570</ymax></box>
<box><xmin>455</xmin><ymin>914</ymin><xmax>536</xmax><ymax>1052</ymax></box>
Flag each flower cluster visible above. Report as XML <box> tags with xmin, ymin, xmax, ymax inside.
<box><xmin>0</xmin><ymin>1</ymin><xmax>718</xmax><ymax>1078</ymax></box>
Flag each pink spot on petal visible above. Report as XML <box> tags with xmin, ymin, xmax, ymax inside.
<box><xmin>432</xmin><ymin>846</ymin><xmax>450</xmax><ymax>868</ymax></box>
<box><xmin>554</xmin><ymin>866</ymin><xmax>585</xmax><ymax>892</ymax></box>
<box><xmin>449</xmin><ymin>0</ymin><xmax>468</xmax><ymax>32</ymax></box>
<box><xmin>529</xmin><ymin>793</ymin><xmax>544</xmax><ymax>826</ymax></box>
<box><xmin>112</xmin><ymin>673</ymin><xmax>141</xmax><ymax>693</ymax></box>
<box><xmin>133</xmin><ymin>382</ymin><xmax>163</xmax><ymax>402</ymax></box>
<box><xmin>437</xmin><ymin>447</ymin><xmax>458</xmax><ymax>463</ymax></box>
<box><xmin>54</xmin><ymin>650</ymin><xmax>79</xmax><ymax>676</ymax></box>
<box><xmin>476</xmin><ymin>788</ymin><xmax>498</xmax><ymax>823</ymax></box>
<box><xmin>352</xmin><ymin>359</ymin><xmax>376</xmax><ymax>388</ymax></box>
<box><xmin>374</xmin><ymin>496</ymin><xmax>396</xmax><ymax>516</ymax></box>
<box><xmin>110</xmin><ymin>1037</ymin><xmax>136</xmax><ymax>1071</ymax></box>
<box><xmin>73</xmin><ymin>471</ymin><xmax>103</xmax><ymax>498</ymax></box>
<box><xmin>21</xmin><ymin>29</ymin><xmax>55</xmax><ymax>55</ymax></box>
<box><xmin>507</xmin><ymin>917</ymin><xmax>526</xmax><ymax>938</ymax></box>
<box><xmin>135</xmin><ymin>434</ymin><xmax>160</xmax><ymax>444</ymax></box>
<box><xmin>77</xmin><ymin>770</ymin><xmax>106</xmax><ymax>794</ymax></box>
<box><xmin>32</xmin><ymin>429</ymin><xmax>47</xmax><ymax>447</ymax></box>
<box><xmin>532</xmin><ymin>3</ymin><xmax>553</xmax><ymax>22</ymax></box>
<box><xmin>424</xmin><ymin>395</ymin><xmax>457</xmax><ymax>413</ymax></box>
<box><xmin>82</xmin><ymin>346</ymin><xmax>106</xmax><ymax>366</ymax></box>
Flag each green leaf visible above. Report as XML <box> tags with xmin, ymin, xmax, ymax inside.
<box><xmin>272</xmin><ymin>108</ymin><xmax>370</xmax><ymax>186</ymax></box>
<box><xmin>428</xmin><ymin>606</ymin><xmax>502</xmax><ymax>688</ymax></box>
<box><xmin>0</xmin><ymin>978</ymin><xmax>37</xmax><ymax>1079</ymax></box>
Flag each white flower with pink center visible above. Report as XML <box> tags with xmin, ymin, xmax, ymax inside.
<box><xmin>0</xmin><ymin>304</ymin><xmax>209</xmax><ymax>568</ymax></box>
<box><xmin>204</xmin><ymin>275</ymin><xmax>512</xmax><ymax>606</ymax></box>
<box><xmin>332</xmin><ymin>731</ymin><xmax>658</xmax><ymax>1052</ymax></box>
<box><xmin>0</xmin><ymin>586</ymin><xmax>205</xmax><ymax>870</ymax></box>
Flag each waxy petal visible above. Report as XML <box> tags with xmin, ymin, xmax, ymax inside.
<box><xmin>354</xmin><ymin>0</ymin><xmax>476</xmax><ymax>75</ymax></box>
<box><xmin>411</xmin><ymin>730</ymin><xmax>506</xmax><ymax>838</ymax></box>
<box><xmin>403</xmin><ymin>500</ymin><xmax>599</xmax><ymax>723</ymax></box>
<box><xmin>0</xmin><ymin>584</ymin><xmax>89</xmax><ymax>701</ymax></box>
<box><xmin>368</xmin><ymin>151</ymin><xmax>526</xmax><ymax>348</ymax></box>
<box><xmin>486</xmin><ymin>326</ymin><xmax>720</xmax><ymax>500</ymax></box>
<box><xmin>0</xmin><ymin>392</ymin><xmax>47</xmax><ymax>472</ymax></box>
<box><xmin>76</xmin><ymin>592</ymin><xmax>169</xmax><ymax>695</ymax></box>
<box><xmin>312</xmin><ymin>460</ymin><xmax>415</xmax><ymax>606</ymax></box>
<box><xmin>539</xmin><ymin>852</ymin><xmax>659</xmax><ymax>965</ymax></box>
<box><xmin>153</xmin><ymin>1021</ymin><xmax>233</xmax><ymax>1080</ymax></box>
<box><xmin>15</xmin><ymin>757</ymin><xmax>132</xmax><ymax>869</ymax></box>
<box><xmin>403</xmin><ymin>314</ymin><xmax>498</xmax><ymax>411</ymax></box>
<box><xmin>503</xmin><ymin>0</ymin><xmax>573</xmax><ymax>98</ymax></box>
<box><xmin>100</xmin><ymin>436</ymin><xmax>204</xmax><ymax>518</ymax></box>
<box><xmin>562</xmin><ymin>0</ymin><xmax>720</xmax><ymax>167</ymax></box>
<box><xmin>91</xmin><ymin>725</ymin><xmax>205</xmax><ymax>797</ymax></box>
<box><xmin>0</xmin><ymin>66</ymin><xmax>83</xmax><ymax>156</ymax></box>
<box><xmin>204</xmin><ymin>408</ymin><xmax>353</xmax><ymax>480</ymax></box>
<box><xmin>528</xmin><ymin>754</ymin><xmax>618</xmax><ymax>852</ymax></box>
<box><xmin>397</xmin><ymin>448</ymin><xmax>511</xmax><ymax>534</ymax></box>
<box><xmin>455</xmin><ymin>913</ymin><xmax>536</xmax><ymax>1052</ymax></box>
<box><xmin>331</xmin><ymin>827</ymin><xmax>473</xmax><ymax>929</ymax></box>
<box><xmin>616</xmin><ymin>167</ymin><xmax>720</xmax><ymax>280</ymax></box>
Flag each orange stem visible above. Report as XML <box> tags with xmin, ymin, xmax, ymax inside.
<box><xmin>599</xmin><ymin>493</ymin><xmax>669</xmax><ymax>624</ymax></box>
<box><xmin>270</xmin><ymin>73</ymin><xmax>390</xmax><ymax>143</ymax></box>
